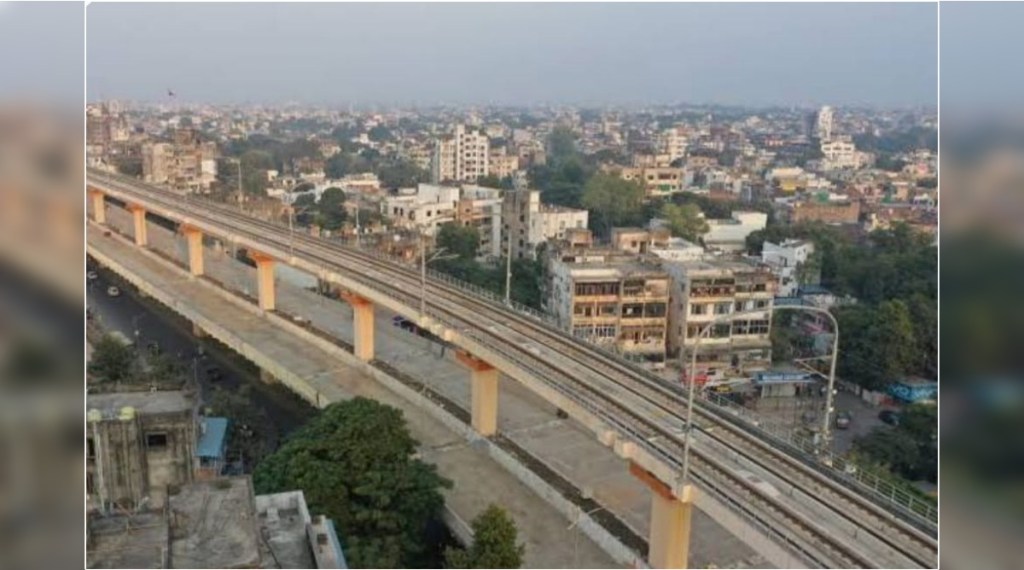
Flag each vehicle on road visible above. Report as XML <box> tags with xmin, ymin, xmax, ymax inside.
<box><xmin>879</xmin><ymin>410</ymin><xmax>901</xmax><ymax>426</ymax></box>
<box><xmin>87</xmin><ymin>271</ymin><xmax>98</xmax><ymax>281</ymax></box>
<box><xmin>835</xmin><ymin>411</ymin><xmax>852</xmax><ymax>429</ymax></box>
<box><xmin>205</xmin><ymin>366</ymin><xmax>223</xmax><ymax>381</ymax></box>
<box><xmin>392</xmin><ymin>315</ymin><xmax>421</xmax><ymax>335</ymax></box>
<box><xmin>735</xmin><ymin>469</ymin><xmax>781</xmax><ymax>499</ymax></box>
<box><xmin>106</xmin><ymin>286</ymin><xmax>121</xmax><ymax>297</ymax></box>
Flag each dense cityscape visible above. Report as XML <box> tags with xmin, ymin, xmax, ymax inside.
<box><xmin>85</xmin><ymin>99</ymin><xmax>937</xmax><ymax>568</ymax></box>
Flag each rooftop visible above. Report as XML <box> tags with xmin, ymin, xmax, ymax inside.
<box><xmin>87</xmin><ymin>390</ymin><xmax>193</xmax><ymax>418</ymax></box>
<box><xmin>196</xmin><ymin>417</ymin><xmax>229</xmax><ymax>459</ymax></box>
<box><xmin>87</xmin><ymin>512</ymin><xmax>169</xmax><ymax>569</ymax></box>
<box><xmin>168</xmin><ymin>477</ymin><xmax>262</xmax><ymax>569</ymax></box>
<box><xmin>255</xmin><ymin>491</ymin><xmax>315</xmax><ymax>569</ymax></box>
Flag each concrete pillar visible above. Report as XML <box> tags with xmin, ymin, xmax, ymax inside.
<box><xmin>630</xmin><ymin>462</ymin><xmax>695</xmax><ymax>569</ymax></box>
<box><xmin>89</xmin><ymin>189</ymin><xmax>106</xmax><ymax>224</ymax></box>
<box><xmin>182</xmin><ymin>225</ymin><xmax>204</xmax><ymax>276</ymax></box>
<box><xmin>128</xmin><ymin>205</ymin><xmax>147</xmax><ymax>247</ymax></box>
<box><xmin>456</xmin><ymin>351</ymin><xmax>499</xmax><ymax>436</ymax></box>
<box><xmin>340</xmin><ymin>292</ymin><xmax>375</xmax><ymax>361</ymax></box>
<box><xmin>251</xmin><ymin>252</ymin><xmax>275</xmax><ymax>311</ymax></box>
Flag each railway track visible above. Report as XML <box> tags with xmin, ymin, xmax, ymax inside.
<box><xmin>89</xmin><ymin>170</ymin><xmax>937</xmax><ymax>568</ymax></box>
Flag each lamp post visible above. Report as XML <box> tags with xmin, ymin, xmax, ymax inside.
<box><xmin>681</xmin><ymin>305</ymin><xmax>840</xmax><ymax>484</ymax></box>
<box><xmin>286</xmin><ymin>183</ymin><xmax>315</xmax><ymax>258</ymax></box>
<box><xmin>419</xmin><ymin>232</ymin><xmax>458</xmax><ymax>320</ymax></box>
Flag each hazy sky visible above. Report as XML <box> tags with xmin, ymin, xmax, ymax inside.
<box><xmin>0</xmin><ymin>2</ymin><xmax>83</xmax><ymax>104</ymax></box>
<box><xmin>941</xmin><ymin>2</ymin><xmax>1024</xmax><ymax>112</ymax></box>
<box><xmin>87</xmin><ymin>3</ymin><xmax>936</xmax><ymax>108</ymax></box>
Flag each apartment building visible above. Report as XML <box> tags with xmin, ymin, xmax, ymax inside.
<box><xmin>501</xmin><ymin>189</ymin><xmax>589</xmax><ymax>260</ymax></box>
<box><xmin>663</xmin><ymin>258</ymin><xmax>777</xmax><ymax>376</ymax></box>
<box><xmin>141</xmin><ymin>128</ymin><xmax>219</xmax><ymax>192</ymax></box>
<box><xmin>381</xmin><ymin>183</ymin><xmax>460</xmax><ymax>236</ymax></box>
<box><xmin>618</xmin><ymin>166</ymin><xmax>685</xmax><ymax>197</ymax></box>
<box><xmin>432</xmin><ymin>125</ymin><xmax>490</xmax><ymax>183</ymax></box>
<box><xmin>820</xmin><ymin>137</ymin><xmax>863</xmax><ymax>170</ymax></box>
<box><xmin>546</xmin><ymin>247</ymin><xmax>670</xmax><ymax>367</ymax></box>
<box><xmin>488</xmin><ymin>147</ymin><xmax>520</xmax><ymax>180</ymax></box>
<box><xmin>658</xmin><ymin>128</ymin><xmax>688</xmax><ymax>162</ymax></box>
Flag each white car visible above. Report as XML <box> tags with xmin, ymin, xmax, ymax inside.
<box><xmin>87</xmin><ymin>271</ymin><xmax>98</xmax><ymax>281</ymax></box>
<box><xmin>106</xmin><ymin>286</ymin><xmax>121</xmax><ymax>297</ymax></box>
<box><xmin>735</xmin><ymin>469</ymin><xmax>781</xmax><ymax>499</ymax></box>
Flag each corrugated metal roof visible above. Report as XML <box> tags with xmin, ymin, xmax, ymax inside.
<box><xmin>197</xmin><ymin>416</ymin><xmax>229</xmax><ymax>458</ymax></box>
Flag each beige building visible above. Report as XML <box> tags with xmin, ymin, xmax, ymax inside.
<box><xmin>455</xmin><ymin>185</ymin><xmax>504</xmax><ymax>259</ymax></box>
<box><xmin>432</xmin><ymin>125</ymin><xmax>490</xmax><ymax>183</ymax></box>
<box><xmin>142</xmin><ymin>128</ymin><xmax>219</xmax><ymax>192</ymax></box>
<box><xmin>663</xmin><ymin>258</ymin><xmax>777</xmax><ymax>377</ymax></box>
<box><xmin>546</xmin><ymin>246</ymin><xmax>670</xmax><ymax>367</ymax></box>
<box><xmin>488</xmin><ymin>147</ymin><xmax>520</xmax><ymax>180</ymax></box>
<box><xmin>617</xmin><ymin>166</ymin><xmax>684</xmax><ymax>197</ymax></box>
<box><xmin>86</xmin><ymin>390</ymin><xmax>199</xmax><ymax>511</ymax></box>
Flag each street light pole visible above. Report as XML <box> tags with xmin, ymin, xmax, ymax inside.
<box><xmin>420</xmin><ymin>233</ymin><xmax>427</xmax><ymax>319</ymax></box>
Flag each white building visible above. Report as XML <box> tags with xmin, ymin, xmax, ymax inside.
<box><xmin>658</xmin><ymin>128</ymin><xmax>688</xmax><ymax>163</ymax></box>
<box><xmin>761</xmin><ymin>239</ymin><xmax>816</xmax><ymax>297</ymax></box>
<box><xmin>816</xmin><ymin>106</ymin><xmax>835</xmax><ymax>141</ymax></box>
<box><xmin>820</xmin><ymin>137</ymin><xmax>861</xmax><ymax>170</ymax></box>
<box><xmin>382</xmin><ymin>183</ymin><xmax>460</xmax><ymax>236</ymax></box>
<box><xmin>703</xmin><ymin>211</ymin><xmax>768</xmax><ymax>252</ymax></box>
<box><xmin>432</xmin><ymin>125</ymin><xmax>490</xmax><ymax>183</ymax></box>
<box><xmin>650</xmin><ymin>237</ymin><xmax>706</xmax><ymax>262</ymax></box>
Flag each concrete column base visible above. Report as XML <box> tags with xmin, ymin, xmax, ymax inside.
<box><xmin>252</xmin><ymin>252</ymin><xmax>275</xmax><ymax>311</ymax></box>
<box><xmin>89</xmin><ymin>189</ymin><xmax>106</xmax><ymax>224</ymax></box>
<box><xmin>456</xmin><ymin>351</ymin><xmax>499</xmax><ymax>437</ymax></box>
<box><xmin>631</xmin><ymin>462</ymin><xmax>695</xmax><ymax>569</ymax></box>
<box><xmin>128</xmin><ymin>205</ymin><xmax>148</xmax><ymax>247</ymax></box>
<box><xmin>339</xmin><ymin>291</ymin><xmax>375</xmax><ymax>361</ymax></box>
<box><xmin>182</xmin><ymin>225</ymin><xmax>204</xmax><ymax>277</ymax></box>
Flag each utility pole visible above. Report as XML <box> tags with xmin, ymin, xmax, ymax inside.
<box><xmin>504</xmin><ymin>228</ymin><xmax>512</xmax><ymax>305</ymax></box>
<box><xmin>420</xmin><ymin>233</ymin><xmax>427</xmax><ymax>319</ymax></box>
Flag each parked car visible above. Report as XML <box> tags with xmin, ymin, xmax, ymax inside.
<box><xmin>879</xmin><ymin>410</ymin><xmax>901</xmax><ymax>426</ymax></box>
<box><xmin>106</xmin><ymin>286</ymin><xmax>121</xmax><ymax>297</ymax></box>
<box><xmin>86</xmin><ymin>271</ymin><xmax>98</xmax><ymax>281</ymax></box>
<box><xmin>205</xmin><ymin>366</ymin><xmax>224</xmax><ymax>381</ymax></box>
<box><xmin>835</xmin><ymin>411</ymin><xmax>852</xmax><ymax>429</ymax></box>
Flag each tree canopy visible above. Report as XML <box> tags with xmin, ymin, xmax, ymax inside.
<box><xmin>317</xmin><ymin>187</ymin><xmax>348</xmax><ymax>231</ymax></box>
<box><xmin>437</xmin><ymin>223</ymin><xmax>480</xmax><ymax>260</ymax></box>
<box><xmin>379</xmin><ymin>159</ymin><xmax>429</xmax><ymax>189</ymax></box>
<box><xmin>659</xmin><ymin>202</ymin><xmax>708</xmax><ymax>242</ymax></box>
<box><xmin>444</xmin><ymin>505</ymin><xmax>524</xmax><ymax>569</ymax></box>
<box><xmin>581</xmin><ymin>173</ymin><xmax>645</xmax><ymax>236</ymax></box>
<box><xmin>253</xmin><ymin>398</ymin><xmax>451</xmax><ymax>568</ymax></box>
<box><xmin>88</xmin><ymin>334</ymin><xmax>137</xmax><ymax>383</ymax></box>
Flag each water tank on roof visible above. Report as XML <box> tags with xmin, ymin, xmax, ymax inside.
<box><xmin>119</xmin><ymin>406</ymin><xmax>136</xmax><ymax>421</ymax></box>
<box><xmin>87</xmin><ymin>409</ymin><xmax>103</xmax><ymax>423</ymax></box>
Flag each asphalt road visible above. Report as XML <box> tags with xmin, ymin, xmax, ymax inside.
<box><xmin>86</xmin><ymin>258</ymin><xmax>314</xmax><ymax>439</ymax></box>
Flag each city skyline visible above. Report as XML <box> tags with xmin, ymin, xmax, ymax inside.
<box><xmin>87</xmin><ymin>3</ymin><xmax>937</xmax><ymax>108</ymax></box>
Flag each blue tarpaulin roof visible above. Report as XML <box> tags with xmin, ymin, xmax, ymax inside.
<box><xmin>197</xmin><ymin>417</ymin><xmax>229</xmax><ymax>458</ymax></box>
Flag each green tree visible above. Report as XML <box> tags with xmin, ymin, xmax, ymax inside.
<box><xmin>444</xmin><ymin>505</ymin><xmax>524</xmax><ymax>569</ymax></box>
<box><xmin>378</xmin><ymin>159</ymin><xmax>429</xmax><ymax>189</ymax></box>
<box><xmin>660</xmin><ymin>202</ymin><xmax>709</xmax><ymax>242</ymax></box>
<box><xmin>317</xmin><ymin>187</ymin><xmax>348</xmax><ymax>231</ymax></box>
<box><xmin>293</xmin><ymin>193</ymin><xmax>317</xmax><ymax>225</ymax></box>
<box><xmin>837</xmin><ymin>300</ymin><xmax>917</xmax><ymax>391</ymax></box>
<box><xmin>253</xmin><ymin>398</ymin><xmax>451</xmax><ymax>568</ymax></box>
<box><xmin>476</xmin><ymin>173</ymin><xmax>514</xmax><ymax>189</ymax></box>
<box><xmin>437</xmin><ymin>223</ymin><xmax>480</xmax><ymax>260</ymax></box>
<box><xmin>547</xmin><ymin>126</ymin><xmax>578</xmax><ymax>164</ymax></box>
<box><xmin>367</xmin><ymin>125</ymin><xmax>394</xmax><ymax>142</ymax></box>
<box><xmin>88</xmin><ymin>334</ymin><xmax>137</xmax><ymax>383</ymax></box>
<box><xmin>206</xmin><ymin>385</ymin><xmax>274</xmax><ymax>470</ymax></box>
<box><xmin>581</xmin><ymin>173</ymin><xmax>645</xmax><ymax>236</ymax></box>
<box><xmin>239</xmin><ymin>150</ymin><xmax>275</xmax><ymax>195</ymax></box>
<box><xmin>325</xmin><ymin>152</ymin><xmax>371</xmax><ymax>179</ymax></box>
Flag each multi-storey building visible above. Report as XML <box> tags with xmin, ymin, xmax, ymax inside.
<box><xmin>816</xmin><ymin>105</ymin><xmax>835</xmax><ymax>141</ymax></box>
<box><xmin>617</xmin><ymin>166</ymin><xmax>685</xmax><ymax>197</ymax></box>
<box><xmin>546</xmin><ymin>246</ymin><xmax>670</xmax><ymax>367</ymax></box>
<box><xmin>501</xmin><ymin>189</ymin><xmax>589</xmax><ymax>260</ymax></box>
<box><xmin>658</xmin><ymin>128</ymin><xmax>688</xmax><ymax>163</ymax></box>
<box><xmin>663</xmin><ymin>258</ymin><xmax>777</xmax><ymax>377</ymax></box>
<box><xmin>703</xmin><ymin>211</ymin><xmax>768</xmax><ymax>252</ymax></box>
<box><xmin>820</xmin><ymin>137</ymin><xmax>863</xmax><ymax>170</ymax></box>
<box><xmin>789</xmin><ymin>199</ymin><xmax>861</xmax><ymax>225</ymax></box>
<box><xmin>432</xmin><ymin>125</ymin><xmax>490</xmax><ymax>183</ymax></box>
<box><xmin>141</xmin><ymin>128</ymin><xmax>219</xmax><ymax>192</ymax></box>
<box><xmin>488</xmin><ymin>147</ymin><xmax>520</xmax><ymax>180</ymax></box>
<box><xmin>381</xmin><ymin>183</ymin><xmax>460</xmax><ymax>236</ymax></box>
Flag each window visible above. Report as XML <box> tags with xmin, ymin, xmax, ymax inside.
<box><xmin>621</xmin><ymin>303</ymin><xmax>644</xmax><ymax>318</ymax></box>
<box><xmin>599</xmin><ymin>303</ymin><xmax>618</xmax><ymax>316</ymax></box>
<box><xmin>644</xmin><ymin>303</ymin><xmax>667</xmax><ymax>318</ymax></box>
<box><xmin>755</xmin><ymin>299</ymin><xmax>769</xmax><ymax>309</ymax></box>
<box><xmin>715</xmin><ymin>303</ymin><xmax>731</xmax><ymax>315</ymax></box>
<box><xmin>87</xmin><ymin>438</ymin><xmax>95</xmax><ymax>459</ymax></box>
<box><xmin>146</xmin><ymin>433</ymin><xmax>168</xmax><ymax>449</ymax></box>
<box><xmin>735</xmin><ymin>301</ymin><xmax>744</xmax><ymax>312</ymax></box>
<box><xmin>690</xmin><ymin>303</ymin><xmax>707</xmax><ymax>315</ymax></box>
<box><xmin>595</xmin><ymin>325</ymin><xmax>617</xmax><ymax>338</ymax></box>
